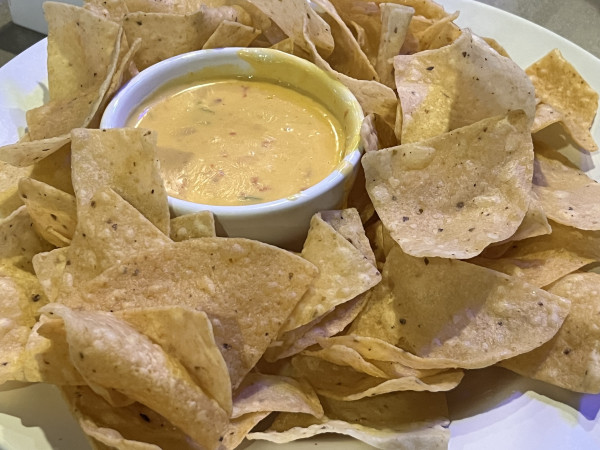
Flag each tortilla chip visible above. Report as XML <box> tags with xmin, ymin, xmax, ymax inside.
<box><xmin>502</xmin><ymin>190</ymin><xmax>552</xmax><ymax>243</ymax></box>
<box><xmin>414</xmin><ymin>11</ymin><xmax>460</xmax><ymax>51</ymax></box>
<box><xmin>249</xmin><ymin>391</ymin><xmax>450</xmax><ymax>448</ymax></box>
<box><xmin>57</xmin><ymin>188</ymin><xmax>171</xmax><ymax>295</ymax></box>
<box><xmin>362</xmin><ymin>111</ymin><xmax>533</xmax><ymax>258</ymax></box>
<box><xmin>31</xmin><ymin>249</ymin><xmax>67</xmax><ymax>305</ymax></box>
<box><xmin>0</xmin><ymin>206</ymin><xmax>54</xmax><ymax>273</ymax></box>
<box><xmin>320</xmin><ymin>208</ymin><xmax>376</xmax><ymax>264</ymax></box>
<box><xmin>375</xmin><ymin>3</ymin><xmax>413</xmax><ymax>87</ymax></box>
<box><xmin>169</xmin><ymin>211</ymin><xmax>216</xmax><ymax>241</ymax></box>
<box><xmin>278</xmin><ymin>212</ymin><xmax>381</xmax><ymax>333</ymax></box>
<box><xmin>375</xmin><ymin>0</ymin><xmax>447</xmax><ymax>20</ymax></box>
<box><xmin>311</xmin><ymin>0</ymin><xmax>378</xmax><ymax>81</ymax></box>
<box><xmin>16</xmin><ymin>313</ymin><xmax>83</xmax><ymax>384</ymax></box>
<box><xmin>0</xmin><ymin>135</ymin><xmax>71</xmax><ymax>168</ymax></box>
<box><xmin>0</xmin><ymin>161</ymin><xmax>30</xmax><ymax>219</ymax></box>
<box><xmin>59</xmin><ymin>238</ymin><xmax>317</xmax><ymax>388</ymax></box>
<box><xmin>28</xmin><ymin>141</ymin><xmax>74</xmax><ymax>195</ymax></box>
<box><xmin>66</xmin><ymin>385</ymin><xmax>199</xmax><ymax>450</ymax></box>
<box><xmin>533</xmin><ymin>146</ymin><xmax>600</xmax><ymax>230</ymax></box>
<box><xmin>44</xmin><ymin>2</ymin><xmax>122</xmax><ymax>102</ymax></box>
<box><xmin>471</xmin><ymin>221</ymin><xmax>600</xmax><ymax>288</ymax></box>
<box><xmin>43</xmin><ymin>304</ymin><xmax>229</xmax><ymax>449</ymax></box>
<box><xmin>349</xmin><ymin>245</ymin><xmax>571</xmax><ymax>369</ymax></box>
<box><xmin>123</xmin><ymin>7</ymin><xmax>251</xmax><ymax>70</ymax></box>
<box><xmin>202</xmin><ymin>20</ymin><xmax>260</xmax><ymax>49</ymax></box>
<box><xmin>232</xmin><ymin>373</ymin><xmax>323</xmax><ymax>418</ymax></box>
<box><xmin>83</xmin><ymin>0</ymin><xmax>129</xmax><ymax>22</ymax></box>
<box><xmin>394</xmin><ymin>30</ymin><xmax>535</xmax><ymax>143</ymax></box>
<box><xmin>526</xmin><ymin>48</ymin><xmax>598</xmax><ymax>151</ymax></box>
<box><xmin>117</xmin><ymin>306</ymin><xmax>232</xmax><ymax>414</ymax></box>
<box><xmin>0</xmin><ymin>265</ymin><xmax>48</xmax><ymax>384</ymax></box>
<box><xmin>501</xmin><ymin>272</ymin><xmax>600</xmax><ymax>393</ymax></box>
<box><xmin>292</xmin><ymin>354</ymin><xmax>463</xmax><ymax>400</ymax></box>
<box><xmin>532</xmin><ymin>102</ymin><xmax>563</xmax><ymax>133</ymax></box>
<box><xmin>302</xmin><ymin>25</ymin><xmax>398</xmax><ymax>130</ymax></box>
<box><xmin>125</xmin><ymin>0</ymin><xmax>211</xmax><ymax>14</ymax></box>
<box><xmin>265</xmin><ymin>293</ymin><xmax>368</xmax><ymax>361</ymax></box>
<box><xmin>328</xmin><ymin>0</ymin><xmax>382</xmax><ymax>63</ymax></box>
<box><xmin>222</xmin><ymin>412</ymin><xmax>270</xmax><ymax>449</ymax></box>
<box><xmin>70</xmin><ymin>128</ymin><xmax>170</xmax><ymax>234</ymax></box>
<box><xmin>482</xmin><ymin>36</ymin><xmax>510</xmax><ymax>58</ymax></box>
<box><xmin>246</xmin><ymin>0</ymin><xmax>334</xmax><ymax>57</ymax></box>
<box><xmin>18</xmin><ymin>178</ymin><xmax>77</xmax><ymax>247</ymax></box>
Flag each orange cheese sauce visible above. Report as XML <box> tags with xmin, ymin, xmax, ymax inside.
<box><xmin>128</xmin><ymin>79</ymin><xmax>344</xmax><ymax>206</ymax></box>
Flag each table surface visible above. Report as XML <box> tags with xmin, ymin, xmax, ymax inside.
<box><xmin>476</xmin><ymin>0</ymin><xmax>600</xmax><ymax>59</ymax></box>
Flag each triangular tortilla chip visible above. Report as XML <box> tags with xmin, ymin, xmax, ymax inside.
<box><xmin>362</xmin><ymin>111</ymin><xmax>533</xmax><ymax>258</ymax></box>
<box><xmin>527</xmin><ymin>48</ymin><xmax>598</xmax><ymax>151</ymax></box>
<box><xmin>349</xmin><ymin>245</ymin><xmax>571</xmax><ymax>369</ymax></box>
<box><xmin>394</xmin><ymin>30</ymin><xmax>535</xmax><ymax>143</ymax></box>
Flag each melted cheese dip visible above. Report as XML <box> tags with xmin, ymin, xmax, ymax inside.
<box><xmin>128</xmin><ymin>79</ymin><xmax>344</xmax><ymax>206</ymax></box>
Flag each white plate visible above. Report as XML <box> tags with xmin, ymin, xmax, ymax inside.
<box><xmin>1</xmin><ymin>0</ymin><xmax>600</xmax><ymax>448</ymax></box>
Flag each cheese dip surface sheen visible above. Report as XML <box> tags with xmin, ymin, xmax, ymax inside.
<box><xmin>128</xmin><ymin>78</ymin><xmax>345</xmax><ymax>206</ymax></box>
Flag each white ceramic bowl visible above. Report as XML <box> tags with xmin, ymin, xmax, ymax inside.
<box><xmin>101</xmin><ymin>47</ymin><xmax>364</xmax><ymax>250</ymax></box>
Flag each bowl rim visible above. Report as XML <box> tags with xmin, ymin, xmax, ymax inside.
<box><xmin>100</xmin><ymin>47</ymin><xmax>365</xmax><ymax>216</ymax></box>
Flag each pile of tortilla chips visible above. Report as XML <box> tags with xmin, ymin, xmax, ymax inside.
<box><xmin>1</xmin><ymin>0</ymin><xmax>599</xmax><ymax>449</ymax></box>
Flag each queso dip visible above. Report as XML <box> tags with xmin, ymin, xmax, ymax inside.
<box><xmin>128</xmin><ymin>79</ymin><xmax>345</xmax><ymax>206</ymax></box>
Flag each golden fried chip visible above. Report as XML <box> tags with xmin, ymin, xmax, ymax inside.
<box><xmin>375</xmin><ymin>3</ymin><xmax>413</xmax><ymax>87</ymax></box>
<box><xmin>202</xmin><ymin>20</ymin><xmax>260</xmax><ymax>49</ymax></box>
<box><xmin>20</xmin><ymin>315</ymin><xmax>84</xmax><ymax>384</ymax></box>
<box><xmin>117</xmin><ymin>306</ymin><xmax>232</xmax><ymax>414</ymax></box>
<box><xmin>279</xmin><ymin>212</ymin><xmax>381</xmax><ymax>333</ymax></box>
<box><xmin>24</xmin><ymin>5</ymin><xmax>123</xmax><ymax>143</ymax></box>
<box><xmin>125</xmin><ymin>0</ymin><xmax>210</xmax><ymax>14</ymax></box>
<box><xmin>61</xmin><ymin>238</ymin><xmax>317</xmax><ymax>388</ymax></box>
<box><xmin>362</xmin><ymin>111</ymin><xmax>533</xmax><ymax>258</ymax></box>
<box><xmin>44</xmin><ymin>2</ymin><xmax>121</xmax><ymax>102</ymax></box>
<box><xmin>18</xmin><ymin>178</ymin><xmax>77</xmax><ymax>247</ymax></box>
<box><xmin>65</xmin><ymin>385</ymin><xmax>198</xmax><ymax>450</ymax></box>
<box><xmin>70</xmin><ymin>128</ymin><xmax>170</xmax><ymax>234</ymax></box>
<box><xmin>246</xmin><ymin>0</ymin><xmax>334</xmax><ymax>57</ymax></box>
<box><xmin>43</xmin><ymin>304</ymin><xmax>229</xmax><ymax>450</ymax></box>
<box><xmin>123</xmin><ymin>7</ymin><xmax>251</xmax><ymax>70</ymax></box>
<box><xmin>482</xmin><ymin>36</ymin><xmax>510</xmax><ymax>58</ymax></box>
<box><xmin>311</xmin><ymin>0</ymin><xmax>378</xmax><ymax>81</ymax></box>
<box><xmin>32</xmin><ymin>248</ymin><xmax>68</xmax><ymax>303</ymax></box>
<box><xmin>414</xmin><ymin>11</ymin><xmax>460</xmax><ymax>51</ymax></box>
<box><xmin>320</xmin><ymin>208</ymin><xmax>376</xmax><ymax>264</ymax></box>
<box><xmin>249</xmin><ymin>391</ymin><xmax>450</xmax><ymax>448</ymax></box>
<box><xmin>0</xmin><ymin>206</ymin><xmax>53</xmax><ymax>272</ymax></box>
<box><xmin>501</xmin><ymin>272</ymin><xmax>600</xmax><ymax>393</ymax></box>
<box><xmin>292</xmin><ymin>354</ymin><xmax>463</xmax><ymax>400</ymax></box>
<box><xmin>471</xmin><ymin>221</ymin><xmax>600</xmax><ymax>288</ymax></box>
<box><xmin>265</xmin><ymin>293</ymin><xmax>368</xmax><ymax>361</ymax></box>
<box><xmin>0</xmin><ymin>135</ymin><xmax>71</xmax><ymax>168</ymax></box>
<box><xmin>223</xmin><ymin>412</ymin><xmax>270</xmax><ymax>449</ymax></box>
<box><xmin>394</xmin><ymin>30</ymin><xmax>535</xmax><ymax>143</ymax></box>
<box><xmin>0</xmin><ymin>161</ymin><xmax>30</xmax><ymax>219</ymax></box>
<box><xmin>233</xmin><ymin>373</ymin><xmax>323</xmax><ymax>418</ymax></box>
<box><xmin>328</xmin><ymin>0</ymin><xmax>382</xmax><ymax>63</ymax></box>
<box><xmin>169</xmin><ymin>211</ymin><xmax>216</xmax><ymax>241</ymax></box>
<box><xmin>350</xmin><ymin>245</ymin><xmax>571</xmax><ymax>369</ymax></box>
<box><xmin>0</xmin><ymin>266</ymin><xmax>47</xmax><ymax>384</ymax></box>
<box><xmin>58</xmin><ymin>188</ymin><xmax>170</xmax><ymax>295</ymax></box>
<box><xmin>501</xmin><ymin>191</ymin><xmax>552</xmax><ymax>243</ymax></box>
<box><xmin>527</xmin><ymin>48</ymin><xmax>599</xmax><ymax>151</ymax></box>
<box><xmin>83</xmin><ymin>0</ymin><xmax>129</xmax><ymax>22</ymax></box>
<box><xmin>302</xmin><ymin>24</ymin><xmax>398</xmax><ymax>128</ymax></box>
<box><xmin>533</xmin><ymin>146</ymin><xmax>600</xmax><ymax>230</ymax></box>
